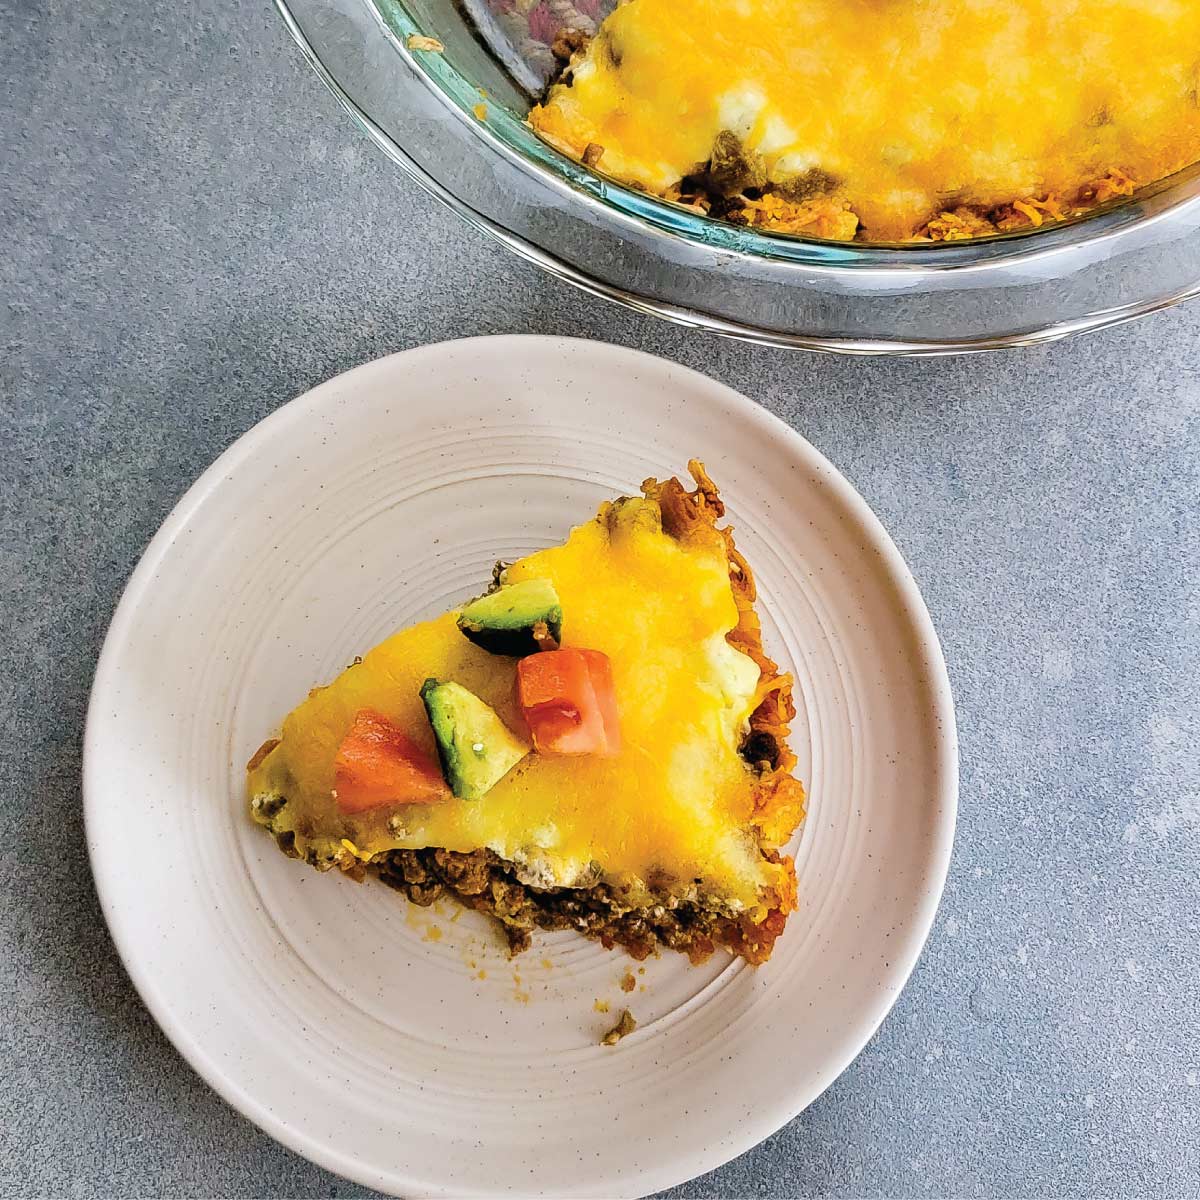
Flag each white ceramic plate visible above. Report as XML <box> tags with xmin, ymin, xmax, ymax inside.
<box><xmin>85</xmin><ymin>336</ymin><xmax>956</xmax><ymax>1199</ymax></box>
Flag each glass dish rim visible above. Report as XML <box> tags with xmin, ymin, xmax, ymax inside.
<box><xmin>275</xmin><ymin>0</ymin><xmax>1200</xmax><ymax>351</ymax></box>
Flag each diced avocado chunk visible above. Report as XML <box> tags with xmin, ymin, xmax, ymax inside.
<box><xmin>456</xmin><ymin>578</ymin><xmax>563</xmax><ymax>656</ymax></box>
<box><xmin>420</xmin><ymin>679</ymin><xmax>528</xmax><ymax>799</ymax></box>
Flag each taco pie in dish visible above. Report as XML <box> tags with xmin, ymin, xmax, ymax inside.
<box><xmin>530</xmin><ymin>0</ymin><xmax>1200</xmax><ymax>242</ymax></box>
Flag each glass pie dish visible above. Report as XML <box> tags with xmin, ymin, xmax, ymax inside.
<box><xmin>276</xmin><ymin>0</ymin><xmax>1200</xmax><ymax>354</ymax></box>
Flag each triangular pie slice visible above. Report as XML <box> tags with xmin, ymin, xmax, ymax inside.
<box><xmin>247</xmin><ymin>463</ymin><xmax>805</xmax><ymax>964</ymax></box>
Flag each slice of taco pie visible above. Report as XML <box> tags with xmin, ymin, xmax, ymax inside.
<box><xmin>247</xmin><ymin>462</ymin><xmax>805</xmax><ymax>964</ymax></box>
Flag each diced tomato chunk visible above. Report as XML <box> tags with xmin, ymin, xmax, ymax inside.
<box><xmin>333</xmin><ymin>708</ymin><xmax>448</xmax><ymax>813</ymax></box>
<box><xmin>516</xmin><ymin>648</ymin><xmax>620</xmax><ymax>756</ymax></box>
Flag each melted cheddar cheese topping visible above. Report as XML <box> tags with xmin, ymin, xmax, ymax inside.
<box><xmin>530</xmin><ymin>0</ymin><xmax>1200</xmax><ymax>240</ymax></box>
<box><xmin>249</xmin><ymin>495</ymin><xmax>785</xmax><ymax>911</ymax></box>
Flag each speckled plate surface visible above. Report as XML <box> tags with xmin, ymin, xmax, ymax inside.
<box><xmin>84</xmin><ymin>336</ymin><xmax>957</xmax><ymax>1199</ymax></box>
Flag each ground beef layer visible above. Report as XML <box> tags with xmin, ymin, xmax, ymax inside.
<box><xmin>371</xmin><ymin>846</ymin><xmax>787</xmax><ymax>964</ymax></box>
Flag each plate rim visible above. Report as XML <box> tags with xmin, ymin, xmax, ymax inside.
<box><xmin>84</xmin><ymin>334</ymin><xmax>959</xmax><ymax>1198</ymax></box>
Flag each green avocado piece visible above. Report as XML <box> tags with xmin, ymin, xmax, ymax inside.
<box><xmin>419</xmin><ymin>679</ymin><xmax>528</xmax><ymax>799</ymax></box>
<box><xmin>456</xmin><ymin>577</ymin><xmax>563</xmax><ymax>657</ymax></box>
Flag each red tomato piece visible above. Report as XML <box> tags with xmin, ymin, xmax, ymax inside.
<box><xmin>333</xmin><ymin>708</ymin><xmax>448</xmax><ymax>813</ymax></box>
<box><xmin>516</xmin><ymin>648</ymin><xmax>620</xmax><ymax>756</ymax></box>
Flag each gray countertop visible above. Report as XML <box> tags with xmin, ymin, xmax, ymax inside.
<box><xmin>4</xmin><ymin>1</ymin><xmax>1199</xmax><ymax>1196</ymax></box>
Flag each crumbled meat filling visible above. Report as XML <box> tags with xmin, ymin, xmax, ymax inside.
<box><xmin>704</xmin><ymin>129</ymin><xmax>768</xmax><ymax>198</ymax></box>
<box><xmin>376</xmin><ymin>847</ymin><xmax>785</xmax><ymax>963</ymax></box>
<box><xmin>601</xmin><ymin>1008</ymin><xmax>637</xmax><ymax>1045</ymax></box>
<box><xmin>551</xmin><ymin>28</ymin><xmax>590</xmax><ymax>66</ymax></box>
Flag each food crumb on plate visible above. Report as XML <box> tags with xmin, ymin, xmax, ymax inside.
<box><xmin>601</xmin><ymin>1008</ymin><xmax>637</xmax><ymax>1046</ymax></box>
